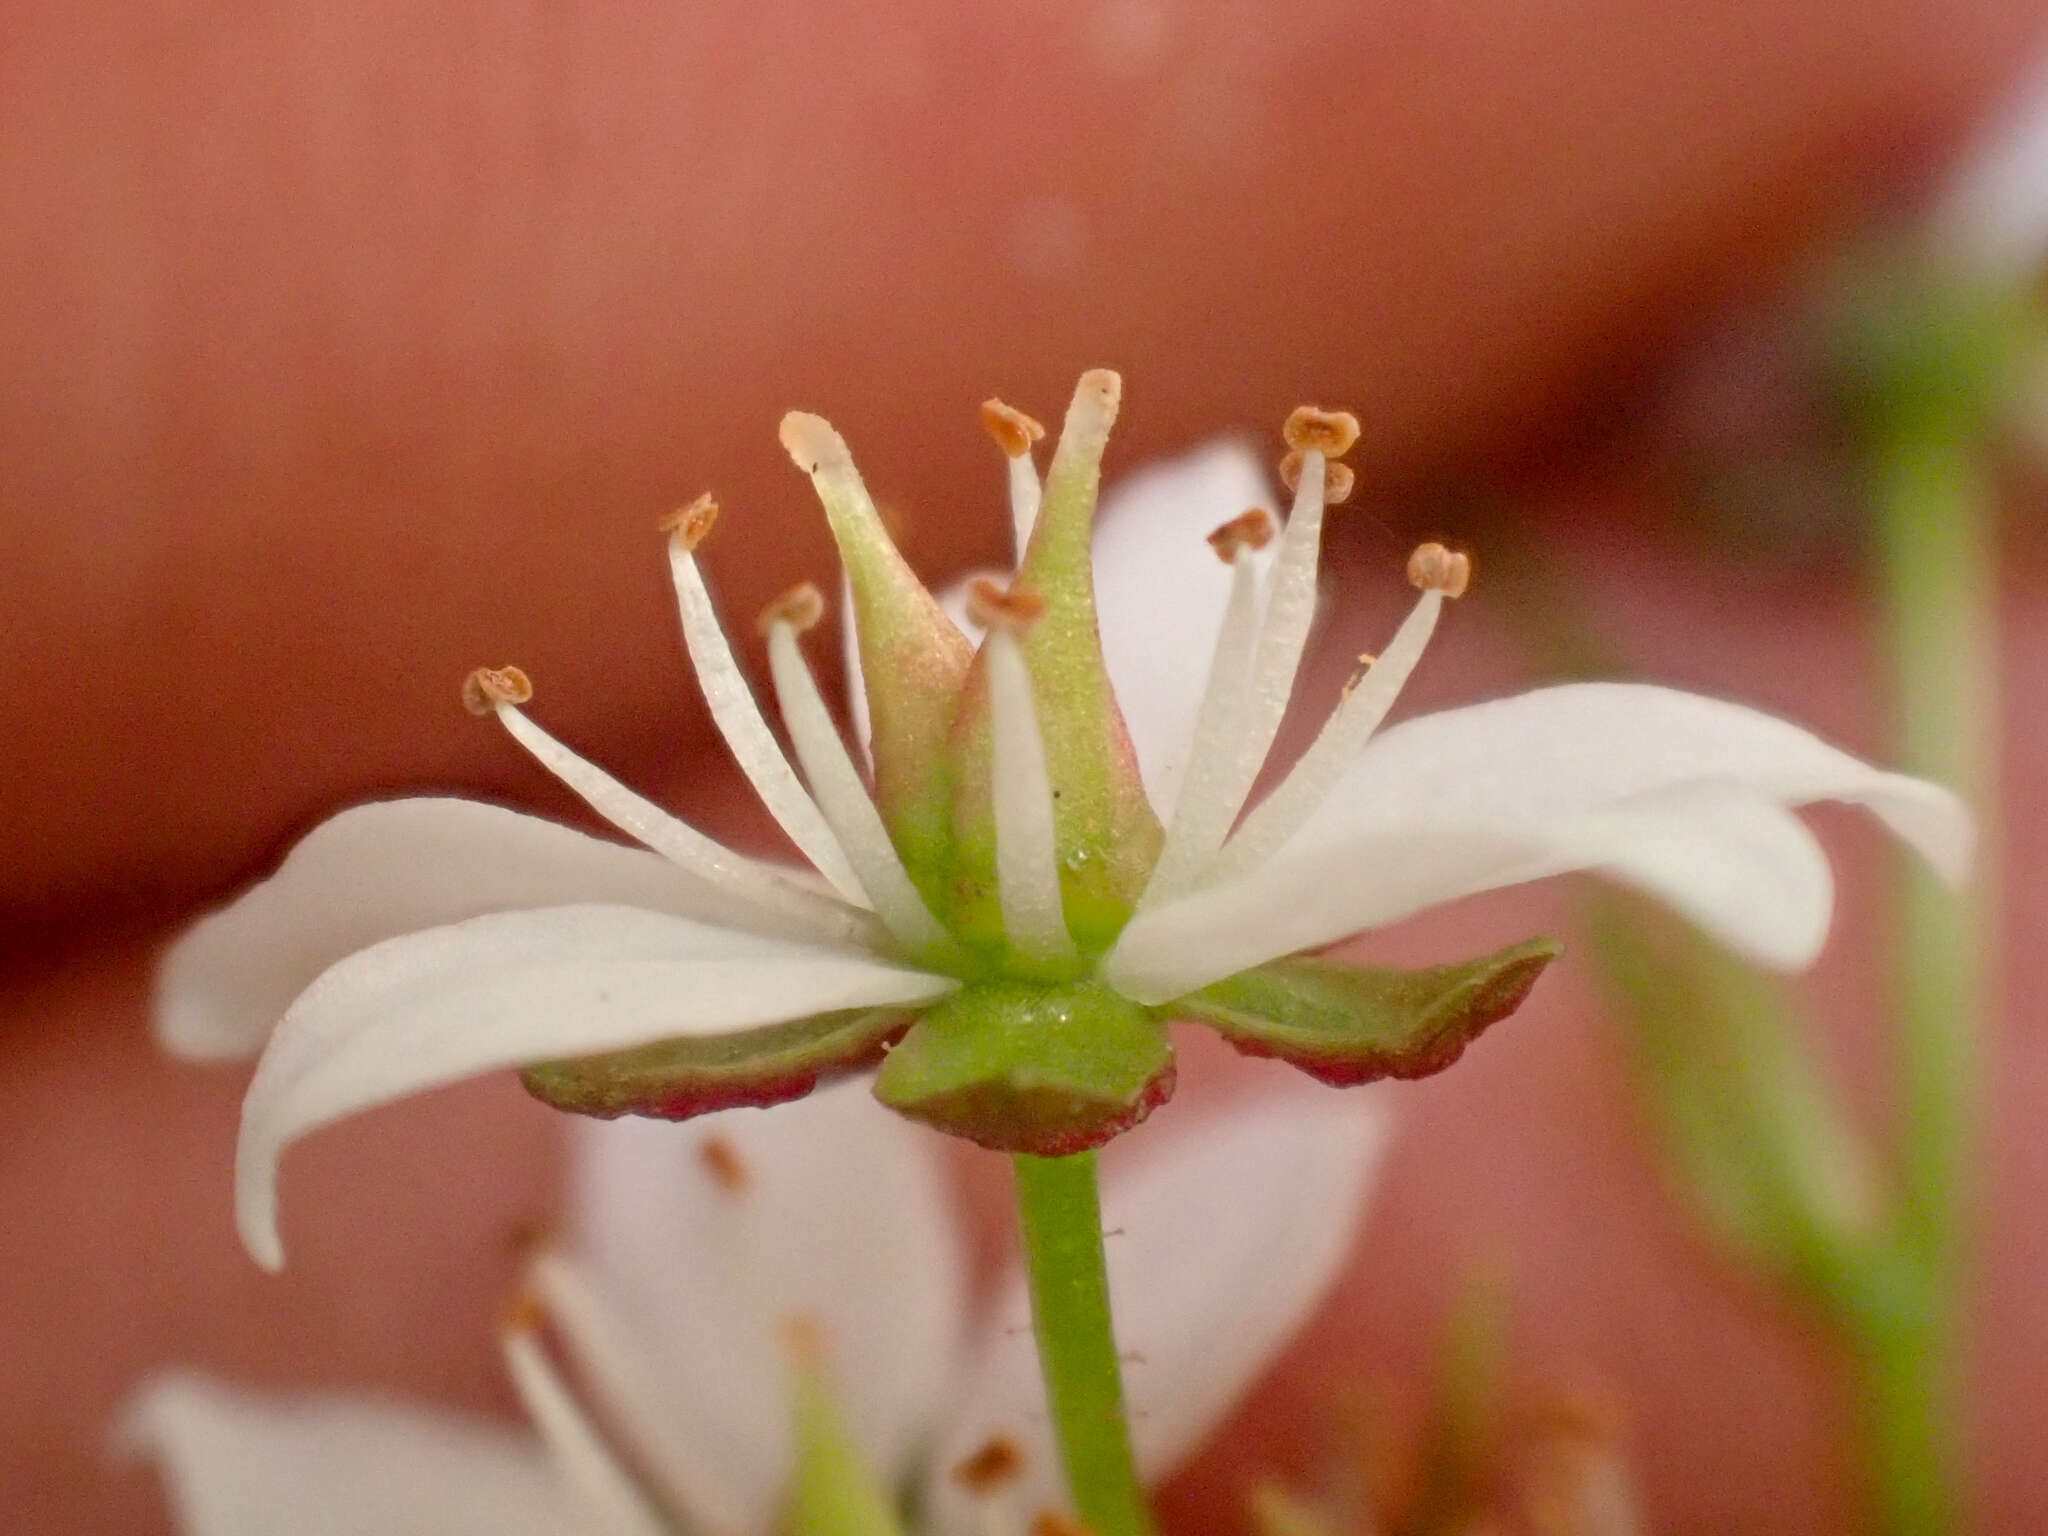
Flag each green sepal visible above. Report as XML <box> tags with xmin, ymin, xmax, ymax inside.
<box><xmin>873</xmin><ymin>978</ymin><xmax>1174</xmax><ymax>1154</ymax></box>
<box><xmin>1172</xmin><ymin>938</ymin><xmax>1562</xmax><ymax>1085</ymax></box>
<box><xmin>774</xmin><ymin>1353</ymin><xmax>909</xmax><ymax>1536</ymax></box>
<box><xmin>948</xmin><ymin>371</ymin><xmax>1163</xmax><ymax>952</ymax></box>
<box><xmin>782</xmin><ymin>411</ymin><xmax>973</xmax><ymax>902</ymax></box>
<box><xmin>519</xmin><ymin>1006</ymin><xmax>918</xmax><ymax>1121</ymax></box>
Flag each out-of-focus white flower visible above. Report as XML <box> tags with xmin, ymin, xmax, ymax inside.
<box><xmin>126</xmin><ymin>1080</ymin><xmax>1391</xmax><ymax>1535</ymax></box>
<box><xmin>1929</xmin><ymin>53</ymin><xmax>2048</xmax><ymax>283</ymax></box>
<box><xmin>155</xmin><ymin>374</ymin><xmax>1970</xmax><ymax>1273</ymax></box>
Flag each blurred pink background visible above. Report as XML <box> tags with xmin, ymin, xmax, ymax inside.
<box><xmin>3</xmin><ymin>1</ymin><xmax>2045</xmax><ymax>1531</ymax></box>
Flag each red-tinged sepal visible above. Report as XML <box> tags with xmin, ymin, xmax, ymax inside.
<box><xmin>518</xmin><ymin>1006</ymin><xmax>919</xmax><ymax>1120</ymax></box>
<box><xmin>872</xmin><ymin>978</ymin><xmax>1174</xmax><ymax>1154</ymax></box>
<box><xmin>781</xmin><ymin>412</ymin><xmax>973</xmax><ymax>901</ymax></box>
<box><xmin>949</xmin><ymin>371</ymin><xmax>1164</xmax><ymax>952</ymax></box>
<box><xmin>1170</xmin><ymin>938</ymin><xmax>1563</xmax><ymax>1084</ymax></box>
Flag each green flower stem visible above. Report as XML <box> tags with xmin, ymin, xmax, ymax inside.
<box><xmin>1865</xmin><ymin>384</ymin><xmax>1999</xmax><ymax>1536</ymax></box>
<box><xmin>1012</xmin><ymin>1151</ymin><xmax>1154</xmax><ymax>1536</ymax></box>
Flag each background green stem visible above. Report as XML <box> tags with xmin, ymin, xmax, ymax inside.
<box><xmin>1012</xmin><ymin>1151</ymin><xmax>1154</xmax><ymax>1536</ymax></box>
<box><xmin>1865</xmin><ymin>387</ymin><xmax>1998</xmax><ymax>1536</ymax></box>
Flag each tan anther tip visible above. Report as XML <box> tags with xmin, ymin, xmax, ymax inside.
<box><xmin>658</xmin><ymin>492</ymin><xmax>719</xmax><ymax>550</ymax></box>
<box><xmin>757</xmin><ymin>580</ymin><xmax>826</xmax><ymax>637</ymax></box>
<box><xmin>980</xmin><ymin>399</ymin><xmax>1046</xmax><ymax>458</ymax></box>
<box><xmin>1207</xmin><ymin>507</ymin><xmax>1276</xmax><ymax>561</ymax></box>
<box><xmin>498</xmin><ymin>1289</ymin><xmax>546</xmax><ymax>1335</ymax></box>
<box><xmin>1030</xmin><ymin>1514</ymin><xmax>1098</xmax><ymax>1536</ymax></box>
<box><xmin>1406</xmin><ymin>542</ymin><xmax>1472</xmax><ymax>598</ymax></box>
<box><xmin>1278</xmin><ymin>449</ymin><xmax>1355</xmax><ymax>504</ymax></box>
<box><xmin>951</xmin><ymin>1436</ymin><xmax>1025</xmax><ymax>1494</ymax></box>
<box><xmin>697</xmin><ymin>1134</ymin><xmax>751</xmax><ymax>1193</ymax></box>
<box><xmin>781</xmin><ymin>1312</ymin><xmax>831</xmax><ymax>1369</ymax></box>
<box><xmin>1283</xmin><ymin>405</ymin><xmax>1361</xmax><ymax>457</ymax></box>
<box><xmin>462</xmin><ymin>665</ymin><xmax>532</xmax><ymax>714</ymax></box>
<box><xmin>965</xmin><ymin>575</ymin><xmax>1047</xmax><ymax>633</ymax></box>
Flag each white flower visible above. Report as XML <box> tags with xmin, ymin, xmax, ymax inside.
<box><xmin>125</xmin><ymin>1079</ymin><xmax>1391</xmax><ymax>1535</ymax></box>
<box><xmin>156</xmin><ymin>372</ymin><xmax>1971</xmax><ymax>1271</ymax></box>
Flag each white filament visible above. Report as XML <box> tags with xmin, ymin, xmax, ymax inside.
<box><xmin>1144</xmin><ymin>450</ymin><xmax>1330</xmax><ymax>879</ymax></box>
<box><xmin>765</xmin><ymin>620</ymin><xmax>954</xmax><ymax>956</ymax></box>
<box><xmin>1005</xmin><ymin>452</ymin><xmax>1042</xmax><ymax>564</ymax></box>
<box><xmin>490</xmin><ymin>704</ymin><xmax>886</xmax><ymax>952</ymax></box>
<box><xmin>501</xmin><ymin>1324</ymin><xmax>671</xmax><ymax>1536</ymax></box>
<box><xmin>667</xmin><ymin>543</ymin><xmax>869</xmax><ymax>906</ymax></box>
<box><xmin>1136</xmin><ymin>549</ymin><xmax>1267</xmax><ymax>907</ymax></box>
<box><xmin>985</xmin><ymin>630</ymin><xmax>1079</xmax><ymax>964</ymax></box>
<box><xmin>1208</xmin><ymin>588</ymin><xmax>1444</xmax><ymax>884</ymax></box>
<box><xmin>526</xmin><ymin>1254</ymin><xmax>749</xmax><ymax>1534</ymax></box>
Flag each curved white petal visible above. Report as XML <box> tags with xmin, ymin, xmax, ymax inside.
<box><xmin>1105</xmin><ymin>682</ymin><xmax>1972</xmax><ymax>1002</ymax></box>
<box><xmin>122</xmin><ymin>1373</ymin><xmax>590</xmax><ymax>1536</ymax></box>
<box><xmin>156</xmin><ymin>797</ymin><xmax>842</xmax><ymax>1062</ymax></box>
<box><xmin>551</xmin><ymin>1083</ymin><xmax>967</xmax><ymax>1536</ymax></box>
<box><xmin>1930</xmin><ymin>50</ymin><xmax>2048</xmax><ymax>282</ymax></box>
<box><xmin>1108</xmin><ymin>783</ymin><xmax>1835</xmax><ymax>1002</ymax></box>
<box><xmin>922</xmin><ymin>1087</ymin><xmax>1392</xmax><ymax>1535</ymax></box>
<box><xmin>1090</xmin><ymin>440</ymin><xmax>1278</xmax><ymax>820</ymax></box>
<box><xmin>236</xmin><ymin>905</ymin><xmax>957</xmax><ymax>1270</ymax></box>
<box><xmin>1326</xmin><ymin>683</ymin><xmax>1972</xmax><ymax>880</ymax></box>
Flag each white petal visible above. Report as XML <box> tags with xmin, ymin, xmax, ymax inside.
<box><xmin>1107</xmin><ymin>783</ymin><xmax>1835</xmax><ymax>1002</ymax></box>
<box><xmin>1929</xmin><ymin>51</ymin><xmax>2048</xmax><ymax>282</ymax></box>
<box><xmin>1090</xmin><ymin>440</ymin><xmax>1278</xmax><ymax>819</ymax></box>
<box><xmin>155</xmin><ymin>797</ymin><xmax>848</xmax><ymax>1062</ymax></box>
<box><xmin>555</xmin><ymin>1082</ymin><xmax>968</xmax><ymax>1536</ymax></box>
<box><xmin>922</xmin><ymin>1087</ymin><xmax>1392</xmax><ymax>1535</ymax></box>
<box><xmin>121</xmin><ymin>1373</ymin><xmax>589</xmax><ymax>1536</ymax></box>
<box><xmin>236</xmin><ymin>905</ymin><xmax>957</xmax><ymax>1270</ymax></box>
<box><xmin>1105</xmin><ymin>682</ymin><xmax>1972</xmax><ymax>1001</ymax></box>
<box><xmin>1335</xmin><ymin>683</ymin><xmax>1972</xmax><ymax>879</ymax></box>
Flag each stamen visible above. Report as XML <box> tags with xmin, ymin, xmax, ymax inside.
<box><xmin>698</xmin><ymin>1134</ymin><xmax>750</xmax><ymax>1193</ymax></box>
<box><xmin>764</xmin><ymin>599</ymin><xmax>955</xmax><ymax>956</ymax></box>
<box><xmin>1135</xmin><ymin>520</ymin><xmax>1268</xmax><ymax>907</ymax></box>
<box><xmin>1282</xmin><ymin>405</ymin><xmax>1362</xmax><ymax>458</ymax></box>
<box><xmin>525</xmin><ymin>1256</ymin><xmax>751</xmax><ymax>1532</ymax></box>
<box><xmin>470</xmin><ymin>685</ymin><xmax>886</xmax><ymax>951</ymax></box>
<box><xmin>984</xmin><ymin>626</ymin><xmax>1080</xmax><ymax>965</ymax></box>
<box><xmin>780</xmin><ymin>1312</ymin><xmax>832</xmax><ymax>1370</ymax></box>
<box><xmin>1209</xmin><ymin>548</ymin><xmax>1461</xmax><ymax>881</ymax></box>
<box><xmin>1279</xmin><ymin>449</ymin><xmax>1355</xmax><ymax>505</ymax></box>
<box><xmin>1205</xmin><ymin>507</ymin><xmax>1276</xmax><ymax>561</ymax></box>
<box><xmin>980</xmin><ymin>399</ymin><xmax>1047</xmax><ymax>458</ymax></box>
<box><xmin>756</xmin><ymin>580</ymin><xmax>826</xmax><ymax>635</ymax></box>
<box><xmin>965</xmin><ymin>575</ymin><xmax>1048</xmax><ymax>631</ymax></box>
<box><xmin>982</xmin><ymin>399</ymin><xmax>1047</xmax><ymax>560</ymax></box>
<box><xmin>656</xmin><ymin>492</ymin><xmax>719</xmax><ymax>550</ymax></box>
<box><xmin>952</xmin><ymin>1436</ymin><xmax>1026</xmax><ymax>1494</ymax></box>
<box><xmin>1140</xmin><ymin>417</ymin><xmax>1343</xmax><ymax>888</ymax></box>
<box><xmin>501</xmin><ymin>1294</ymin><xmax>670</xmax><ymax>1536</ymax></box>
<box><xmin>1031</xmin><ymin>1513</ymin><xmax>1099</xmax><ymax>1536</ymax></box>
<box><xmin>664</xmin><ymin>519</ymin><xmax>870</xmax><ymax>907</ymax></box>
<box><xmin>1406</xmin><ymin>540</ymin><xmax>1472</xmax><ymax>597</ymax></box>
<box><xmin>462</xmin><ymin>665</ymin><xmax>532</xmax><ymax>714</ymax></box>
